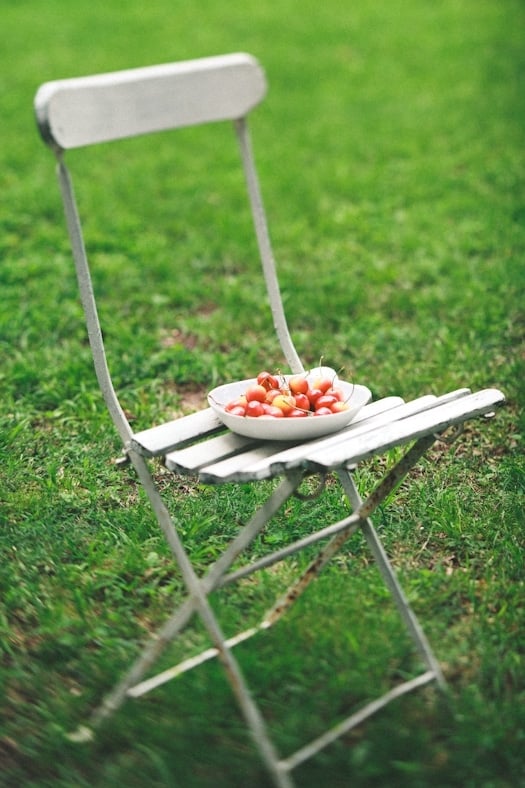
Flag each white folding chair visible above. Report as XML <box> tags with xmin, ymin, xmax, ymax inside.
<box><xmin>35</xmin><ymin>53</ymin><xmax>505</xmax><ymax>787</ymax></box>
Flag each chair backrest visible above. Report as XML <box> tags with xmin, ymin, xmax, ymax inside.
<box><xmin>35</xmin><ymin>53</ymin><xmax>303</xmax><ymax>445</ymax></box>
<box><xmin>35</xmin><ymin>53</ymin><xmax>266</xmax><ymax>150</ymax></box>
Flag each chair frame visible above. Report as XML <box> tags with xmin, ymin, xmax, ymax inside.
<box><xmin>35</xmin><ymin>53</ymin><xmax>505</xmax><ymax>787</ymax></box>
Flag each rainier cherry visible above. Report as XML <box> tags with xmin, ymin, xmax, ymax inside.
<box><xmin>263</xmin><ymin>404</ymin><xmax>284</xmax><ymax>418</ymax></box>
<box><xmin>265</xmin><ymin>388</ymin><xmax>282</xmax><ymax>405</ymax></box>
<box><xmin>246</xmin><ymin>400</ymin><xmax>265</xmax><ymax>417</ymax></box>
<box><xmin>312</xmin><ymin>377</ymin><xmax>334</xmax><ymax>394</ymax></box>
<box><xmin>294</xmin><ymin>392</ymin><xmax>310</xmax><ymax>411</ymax></box>
<box><xmin>257</xmin><ymin>371</ymin><xmax>279</xmax><ymax>391</ymax></box>
<box><xmin>288</xmin><ymin>407</ymin><xmax>308</xmax><ymax>418</ymax></box>
<box><xmin>225</xmin><ymin>396</ymin><xmax>247</xmax><ymax>413</ymax></box>
<box><xmin>289</xmin><ymin>375</ymin><xmax>309</xmax><ymax>396</ymax></box>
<box><xmin>315</xmin><ymin>394</ymin><xmax>337</xmax><ymax>410</ymax></box>
<box><xmin>245</xmin><ymin>384</ymin><xmax>268</xmax><ymax>403</ymax></box>
<box><xmin>228</xmin><ymin>405</ymin><xmax>246</xmax><ymax>416</ymax></box>
<box><xmin>307</xmin><ymin>388</ymin><xmax>323</xmax><ymax>408</ymax></box>
<box><xmin>272</xmin><ymin>394</ymin><xmax>296</xmax><ymax>416</ymax></box>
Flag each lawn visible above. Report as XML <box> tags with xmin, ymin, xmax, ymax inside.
<box><xmin>1</xmin><ymin>0</ymin><xmax>524</xmax><ymax>786</ymax></box>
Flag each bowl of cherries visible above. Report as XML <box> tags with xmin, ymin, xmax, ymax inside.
<box><xmin>208</xmin><ymin>366</ymin><xmax>372</xmax><ymax>441</ymax></box>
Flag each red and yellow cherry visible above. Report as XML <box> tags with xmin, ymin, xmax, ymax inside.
<box><xmin>315</xmin><ymin>394</ymin><xmax>337</xmax><ymax>410</ymax></box>
<box><xmin>288</xmin><ymin>407</ymin><xmax>308</xmax><ymax>418</ymax></box>
<box><xmin>288</xmin><ymin>375</ymin><xmax>309</xmax><ymax>396</ymax></box>
<box><xmin>312</xmin><ymin>377</ymin><xmax>333</xmax><ymax>394</ymax></box>
<box><xmin>262</xmin><ymin>404</ymin><xmax>285</xmax><ymax>418</ymax></box>
<box><xmin>326</xmin><ymin>387</ymin><xmax>345</xmax><ymax>401</ymax></box>
<box><xmin>314</xmin><ymin>407</ymin><xmax>333</xmax><ymax>416</ymax></box>
<box><xmin>265</xmin><ymin>388</ymin><xmax>282</xmax><ymax>405</ymax></box>
<box><xmin>307</xmin><ymin>388</ymin><xmax>323</xmax><ymax>408</ymax></box>
<box><xmin>225</xmin><ymin>396</ymin><xmax>247</xmax><ymax>412</ymax></box>
<box><xmin>272</xmin><ymin>394</ymin><xmax>296</xmax><ymax>416</ymax></box>
<box><xmin>257</xmin><ymin>371</ymin><xmax>280</xmax><ymax>391</ymax></box>
<box><xmin>245</xmin><ymin>384</ymin><xmax>268</xmax><ymax>403</ymax></box>
<box><xmin>228</xmin><ymin>405</ymin><xmax>246</xmax><ymax>417</ymax></box>
<box><xmin>246</xmin><ymin>400</ymin><xmax>265</xmax><ymax>417</ymax></box>
<box><xmin>294</xmin><ymin>392</ymin><xmax>310</xmax><ymax>411</ymax></box>
<box><xmin>222</xmin><ymin>368</ymin><xmax>351</xmax><ymax>420</ymax></box>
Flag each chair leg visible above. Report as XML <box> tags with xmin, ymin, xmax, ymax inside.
<box><xmin>261</xmin><ymin>436</ymin><xmax>438</xmax><ymax>630</ymax></box>
<box><xmin>337</xmin><ymin>468</ymin><xmax>446</xmax><ymax>689</ymax></box>
<box><xmin>74</xmin><ymin>454</ymin><xmax>302</xmax><ymax>787</ymax></box>
<box><xmin>191</xmin><ymin>584</ymin><xmax>294</xmax><ymax>788</ymax></box>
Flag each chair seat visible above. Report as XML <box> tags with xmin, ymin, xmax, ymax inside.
<box><xmin>130</xmin><ymin>387</ymin><xmax>504</xmax><ymax>484</ymax></box>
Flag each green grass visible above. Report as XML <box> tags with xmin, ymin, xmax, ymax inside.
<box><xmin>1</xmin><ymin>0</ymin><xmax>524</xmax><ymax>785</ymax></box>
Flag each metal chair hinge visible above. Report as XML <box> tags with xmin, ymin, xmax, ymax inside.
<box><xmin>114</xmin><ymin>450</ymin><xmax>131</xmax><ymax>468</ymax></box>
<box><xmin>433</xmin><ymin>423</ymin><xmax>465</xmax><ymax>446</ymax></box>
<box><xmin>293</xmin><ymin>472</ymin><xmax>328</xmax><ymax>501</ymax></box>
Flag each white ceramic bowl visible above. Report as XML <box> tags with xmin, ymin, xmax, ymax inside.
<box><xmin>208</xmin><ymin>369</ymin><xmax>372</xmax><ymax>441</ymax></box>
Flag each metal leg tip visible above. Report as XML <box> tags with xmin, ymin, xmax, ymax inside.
<box><xmin>66</xmin><ymin>725</ymin><xmax>94</xmax><ymax>743</ymax></box>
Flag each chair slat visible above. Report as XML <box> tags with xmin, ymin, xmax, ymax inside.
<box><xmin>347</xmin><ymin>396</ymin><xmax>405</xmax><ymax>423</ymax></box>
<box><xmin>131</xmin><ymin>408</ymin><xmax>224</xmax><ymax>457</ymax></box>
<box><xmin>165</xmin><ymin>431</ymin><xmax>258</xmax><ymax>474</ymax></box>
<box><xmin>191</xmin><ymin>443</ymin><xmax>294</xmax><ymax>483</ymax></box>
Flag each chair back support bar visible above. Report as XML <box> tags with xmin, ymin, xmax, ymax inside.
<box><xmin>234</xmin><ymin>117</ymin><xmax>304</xmax><ymax>374</ymax></box>
<box><xmin>56</xmin><ymin>159</ymin><xmax>134</xmax><ymax>445</ymax></box>
<box><xmin>34</xmin><ymin>53</ymin><xmax>266</xmax><ymax>150</ymax></box>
